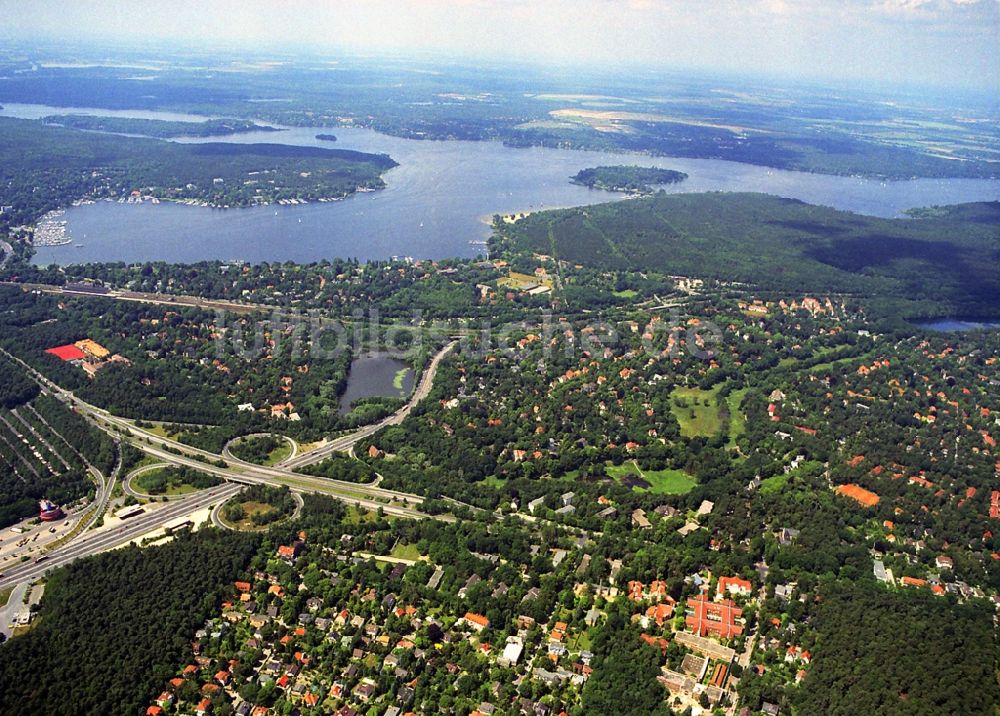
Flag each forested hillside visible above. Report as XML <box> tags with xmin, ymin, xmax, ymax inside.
<box><xmin>492</xmin><ymin>193</ymin><xmax>1000</xmax><ymax>315</ymax></box>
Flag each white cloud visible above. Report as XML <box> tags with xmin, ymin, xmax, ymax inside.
<box><xmin>0</xmin><ymin>0</ymin><xmax>995</xmax><ymax>91</ymax></box>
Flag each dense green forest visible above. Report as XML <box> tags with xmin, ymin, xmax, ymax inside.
<box><xmin>0</xmin><ymin>358</ymin><xmax>110</xmax><ymax>526</ymax></box>
<box><xmin>0</xmin><ymin>530</ymin><xmax>258</xmax><ymax>716</ymax></box>
<box><xmin>42</xmin><ymin>114</ymin><xmax>281</xmax><ymax>138</ymax></box>
<box><xmin>580</xmin><ymin>604</ymin><xmax>668</xmax><ymax>715</ymax></box>
<box><xmin>492</xmin><ymin>193</ymin><xmax>1000</xmax><ymax>316</ymax></box>
<box><xmin>0</xmin><ymin>357</ymin><xmax>40</xmax><ymax>409</ymax></box>
<box><xmin>298</xmin><ymin>453</ymin><xmax>377</xmax><ymax>483</ymax></box>
<box><xmin>571</xmin><ymin>165</ymin><xmax>688</xmax><ymax>194</ymax></box>
<box><xmin>0</xmin><ymin>117</ymin><xmax>397</xmax><ymax>230</ymax></box>
<box><xmin>793</xmin><ymin>584</ymin><xmax>996</xmax><ymax>715</ymax></box>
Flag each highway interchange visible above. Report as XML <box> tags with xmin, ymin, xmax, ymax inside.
<box><xmin>0</xmin><ymin>337</ymin><xmax>457</xmax><ymax>596</ymax></box>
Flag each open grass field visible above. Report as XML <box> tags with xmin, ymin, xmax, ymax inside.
<box><xmin>134</xmin><ymin>468</ymin><xmax>207</xmax><ymax>496</ymax></box>
<box><xmin>344</xmin><ymin>505</ymin><xmax>379</xmax><ymax>525</ymax></box>
<box><xmin>262</xmin><ymin>442</ymin><xmax>292</xmax><ymax>466</ymax></box>
<box><xmin>390</xmin><ymin>542</ymin><xmax>422</xmax><ymax>561</ymax></box>
<box><xmin>726</xmin><ymin>388</ymin><xmax>748</xmax><ymax>449</ymax></box>
<box><xmin>498</xmin><ymin>270</ymin><xmax>554</xmax><ymax>291</ymax></box>
<box><xmin>671</xmin><ymin>386</ymin><xmax>723</xmax><ymax>437</ymax></box>
<box><xmin>144</xmin><ymin>424</ymin><xmax>181</xmax><ymax>439</ymax></box>
<box><xmin>605</xmin><ymin>460</ymin><xmax>697</xmax><ymax>495</ymax></box>
<box><xmin>222</xmin><ymin>501</ymin><xmax>278</xmax><ymax>531</ymax></box>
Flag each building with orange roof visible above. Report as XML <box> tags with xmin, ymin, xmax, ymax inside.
<box><xmin>685</xmin><ymin>594</ymin><xmax>743</xmax><ymax>639</ymax></box>
<box><xmin>648</xmin><ymin>580</ymin><xmax>669</xmax><ymax>599</ymax></box>
<box><xmin>646</xmin><ymin>602</ymin><xmax>674</xmax><ymax>626</ymax></box>
<box><xmin>640</xmin><ymin>633</ymin><xmax>670</xmax><ymax>653</ymax></box>
<box><xmin>717</xmin><ymin>576</ymin><xmax>753</xmax><ymax>597</ymax></box>
<box><xmin>463</xmin><ymin>612</ymin><xmax>490</xmax><ymax>632</ymax></box>
<box><xmin>74</xmin><ymin>338</ymin><xmax>110</xmax><ymax>359</ymax></box>
<box><xmin>900</xmin><ymin>576</ymin><xmax>927</xmax><ymax>588</ymax></box>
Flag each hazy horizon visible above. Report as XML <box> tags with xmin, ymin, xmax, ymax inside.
<box><xmin>1</xmin><ymin>0</ymin><xmax>997</xmax><ymax>94</ymax></box>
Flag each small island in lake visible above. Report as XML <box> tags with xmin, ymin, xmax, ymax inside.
<box><xmin>571</xmin><ymin>165</ymin><xmax>688</xmax><ymax>194</ymax></box>
<box><xmin>315</xmin><ymin>133</ymin><xmax>338</xmax><ymax>142</ymax></box>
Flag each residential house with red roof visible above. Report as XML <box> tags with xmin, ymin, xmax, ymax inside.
<box><xmin>717</xmin><ymin>576</ymin><xmax>752</xmax><ymax>598</ymax></box>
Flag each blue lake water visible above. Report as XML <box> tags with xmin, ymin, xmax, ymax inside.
<box><xmin>913</xmin><ymin>318</ymin><xmax>1000</xmax><ymax>332</ymax></box>
<box><xmin>3</xmin><ymin>103</ymin><xmax>998</xmax><ymax>266</ymax></box>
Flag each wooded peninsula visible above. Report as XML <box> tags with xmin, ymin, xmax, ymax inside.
<box><xmin>42</xmin><ymin>114</ymin><xmax>281</xmax><ymax>138</ymax></box>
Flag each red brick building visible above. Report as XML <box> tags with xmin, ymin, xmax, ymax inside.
<box><xmin>685</xmin><ymin>594</ymin><xmax>744</xmax><ymax>639</ymax></box>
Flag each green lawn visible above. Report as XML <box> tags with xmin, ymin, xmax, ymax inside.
<box><xmin>0</xmin><ymin>586</ymin><xmax>13</xmax><ymax>609</ymax></box>
<box><xmin>606</xmin><ymin>460</ymin><xmax>697</xmax><ymax>495</ymax></box>
<box><xmin>344</xmin><ymin>505</ymin><xmax>379</xmax><ymax>525</ymax></box>
<box><xmin>569</xmin><ymin>630</ymin><xmax>593</xmax><ymax>652</ymax></box>
<box><xmin>135</xmin><ymin>469</ymin><xmax>200</xmax><ymax>496</ymax></box>
<box><xmin>166</xmin><ymin>483</ymin><xmax>198</xmax><ymax>496</ymax></box>
<box><xmin>670</xmin><ymin>386</ymin><xmax>723</xmax><ymax>437</ymax></box>
<box><xmin>642</xmin><ymin>467</ymin><xmax>698</xmax><ymax>494</ymax></box>
<box><xmin>221</xmin><ymin>501</ymin><xmax>286</xmax><ymax>531</ymax></box>
<box><xmin>144</xmin><ymin>424</ymin><xmax>180</xmax><ymax>439</ymax></box>
<box><xmin>390</xmin><ymin>542</ymin><xmax>422</xmax><ymax>561</ymax></box>
<box><xmin>263</xmin><ymin>442</ymin><xmax>292</xmax><ymax>466</ymax></box>
<box><xmin>612</xmin><ymin>289</ymin><xmax>638</xmax><ymax>298</ymax></box>
<box><xmin>726</xmin><ymin>388</ymin><xmax>748</xmax><ymax>449</ymax></box>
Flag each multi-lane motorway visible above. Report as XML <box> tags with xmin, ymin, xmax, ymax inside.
<box><xmin>0</xmin><ymin>483</ymin><xmax>243</xmax><ymax>592</ymax></box>
<box><xmin>0</xmin><ymin>335</ymin><xmax>458</xmax><ymax>594</ymax></box>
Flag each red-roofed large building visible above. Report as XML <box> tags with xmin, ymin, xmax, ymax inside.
<box><xmin>685</xmin><ymin>594</ymin><xmax>744</xmax><ymax>639</ymax></box>
<box><xmin>46</xmin><ymin>344</ymin><xmax>87</xmax><ymax>362</ymax></box>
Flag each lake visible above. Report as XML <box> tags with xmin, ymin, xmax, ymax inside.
<box><xmin>339</xmin><ymin>353</ymin><xmax>414</xmax><ymax>416</ymax></box>
<box><xmin>913</xmin><ymin>318</ymin><xmax>1000</xmax><ymax>332</ymax></box>
<box><xmin>3</xmin><ymin>103</ymin><xmax>998</xmax><ymax>265</ymax></box>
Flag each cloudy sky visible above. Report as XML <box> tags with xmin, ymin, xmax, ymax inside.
<box><xmin>3</xmin><ymin>0</ymin><xmax>998</xmax><ymax>91</ymax></box>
